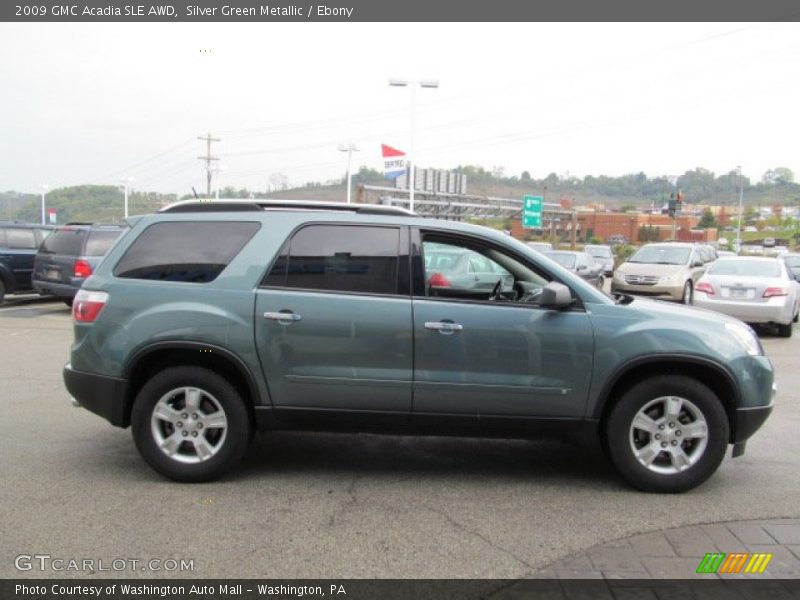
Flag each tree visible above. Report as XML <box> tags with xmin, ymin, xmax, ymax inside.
<box><xmin>638</xmin><ymin>225</ymin><xmax>660</xmax><ymax>242</ymax></box>
<box><xmin>774</xmin><ymin>167</ymin><xmax>794</xmax><ymax>185</ymax></box>
<box><xmin>520</xmin><ymin>171</ymin><xmax>531</xmax><ymax>182</ymax></box>
<box><xmin>697</xmin><ymin>208</ymin><xmax>718</xmax><ymax>229</ymax></box>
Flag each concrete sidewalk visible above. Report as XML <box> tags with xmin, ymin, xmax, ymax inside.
<box><xmin>535</xmin><ymin>518</ymin><xmax>800</xmax><ymax>579</ymax></box>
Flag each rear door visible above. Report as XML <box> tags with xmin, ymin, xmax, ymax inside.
<box><xmin>4</xmin><ymin>228</ymin><xmax>39</xmax><ymax>290</ymax></box>
<box><xmin>255</xmin><ymin>224</ymin><xmax>413</xmax><ymax>420</ymax></box>
<box><xmin>35</xmin><ymin>227</ymin><xmax>86</xmax><ymax>284</ymax></box>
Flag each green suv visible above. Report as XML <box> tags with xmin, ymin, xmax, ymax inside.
<box><xmin>64</xmin><ymin>201</ymin><xmax>775</xmax><ymax>492</ymax></box>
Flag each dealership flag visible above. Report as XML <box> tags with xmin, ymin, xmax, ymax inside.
<box><xmin>382</xmin><ymin>144</ymin><xmax>407</xmax><ymax>179</ymax></box>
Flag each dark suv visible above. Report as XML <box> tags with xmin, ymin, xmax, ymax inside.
<box><xmin>64</xmin><ymin>201</ymin><xmax>774</xmax><ymax>492</ymax></box>
<box><xmin>33</xmin><ymin>223</ymin><xmax>127</xmax><ymax>306</ymax></box>
<box><xmin>0</xmin><ymin>221</ymin><xmax>53</xmax><ymax>304</ymax></box>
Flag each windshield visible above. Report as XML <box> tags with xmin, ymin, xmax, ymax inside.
<box><xmin>585</xmin><ymin>246</ymin><xmax>612</xmax><ymax>258</ymax></box>
<box><xmin>545</xmin><ymin>252</ymin><xmax>576</xmax><ymax>268</ymax></box>
<box><xmin>708</xmin><ymin>260</ymin><xmax>781</xmax><ymax>278</ymax></box>
<box><xmin>785</xmin><ymin>256</ymin><xmax>800</xmax><ymax>268</ymax></box>
<box><xmin>628</xmin><ymin>246</ymin><xmax>691</xmax><ymax>265</ymax></box>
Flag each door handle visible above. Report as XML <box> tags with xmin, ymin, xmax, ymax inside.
<box><xmin>263</xmin><ymin>311</ymin><xmax>302</xmax><ymax>323</ymax></box>
<box><xmin>424</xmin><ymin>321</ymin><xmax>463</xmax><ymax>333</ymax></box>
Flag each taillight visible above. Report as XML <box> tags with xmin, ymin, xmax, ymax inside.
<box><xmin>72</xmin><ymin>290</ymin><xmax>109</xmax><ymax>323</ymax></box>
<box><xmin>763</xmin><ymin>287</ymin><xmax>788</xmax><ymax>298</ymax></box>
<box><xmin>73</xmin><ymin>259</ymin><xmax>92</xmax><ymax>278</ymax></box>
<box><xmin>695</xmin><ymin>282</ymin><xmax>715</xmax><ymax>295</ymax></box>
<box><xmin>429</xmin><ymin>272</ymin><xmax>452</xmax><ymax>287</ymax></box>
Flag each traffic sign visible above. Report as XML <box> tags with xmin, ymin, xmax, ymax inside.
<box><xmin>522</xmin><ymin>195</ymin><xmax>543</xmax><ymax>228</ymax></box>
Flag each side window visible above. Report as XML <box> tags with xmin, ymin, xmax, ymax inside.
<box><xmin>6</xmin><ymin>228</ymin><xmax>37</xmax><ymax>249</ymax></box>
<box><xmin>421</xmin><ymin>236</ymin><xmax>549</xmax><ymax>303</ymax></box>
<box><xmin>266</xmin><ymin>225</ymin><xmax>400</xmax><ymax>295</ymax></box>
<box><xmin>114</xmin><ymin>221</ymin><xmax>260</xmax><ymax>282</ymax></box>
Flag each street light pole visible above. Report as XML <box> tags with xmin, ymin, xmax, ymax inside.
<box><xmin>40</xmin><ymin>184</ymin><xmax>49</xmax><ymax>225</ymax></box>
<box><xmin>120</xmin><ymin>177</ymin><xmax>134</xmax><ymax>218</ymax></box>
<box><xmin>389</xmin><ymin>79</ymin><xmax>439</xmax><ymax>212</ymax></box>
<box><xmin>736</xmin><ymin>166</ymin><xmax>744</xmax><ymax>253</ymax></box>
<box><xmin>338</xmin><ymin>143</ymin><xmax>359</xmax><ymax>204</ymax></box>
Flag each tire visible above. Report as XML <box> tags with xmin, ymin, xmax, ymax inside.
<box><xmin>777</xmin><ymin>322</ymin><xmax>793</xmax><ymax>338</ymax></box>
<box><xmin>681</xmin><ymin>281</ymin><xmax>693</xmax><ymax>305</ymax></box>
<box><xmin>604</xmin><ymin>375</ymin><xmax>729</xmax><ymax>493</ymax></box>
<box><xmin>63</xmin><ymin>298</ymin><xmax>73</xmax><ymax>308</ymax></box>
<box><xmin>0</xmin><ymin>279</ymin><xmax>5</xmax><ymax>304</ymax></box>
<box><xmin>131</xmin><ymin>366</ymin><xmax>252</xmax><ymax>482</ymax></box>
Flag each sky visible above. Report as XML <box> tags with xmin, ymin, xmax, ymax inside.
<box><xmin>1</xmin><ymin>22</ymin><xmax>800</xmax><ymax>196</ymax></box>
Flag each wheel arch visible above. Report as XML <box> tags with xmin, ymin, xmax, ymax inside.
<box><xmin>594</xmin><ymin>355</ymin><xmax>740</xmax><ymax>443</ymax></box>
<box><xmin>122</xmin><ymin>341</ymin><xmax>262</xmax><ymax>428</ymax></box>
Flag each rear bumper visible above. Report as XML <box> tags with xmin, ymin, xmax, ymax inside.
<box><xmin>63</xmin><ymin>363</ymin><xmax>129</xmax><ymax>428</ymax></box>
<box><xmin>694</xmin><ymin>294</ymin><xmax>793</xmax><ymax>325</ymax></box>
<box><xmin>33</xmin><ymin>279</ymin><xmax>80</xmax><ymax>299</ymax></box>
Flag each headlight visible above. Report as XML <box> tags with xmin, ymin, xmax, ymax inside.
<box><xmin>725</xmin><ymin>322</ymin><xmax>763</xmax><ymax>356</ymax></box>
<box><xmin>613</xmin><ymin>272</ymin><xmax>625</xmax><ymax>282</ymax></box>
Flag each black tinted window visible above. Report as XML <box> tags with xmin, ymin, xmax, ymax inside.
<box><xmin>115</xmin><ymin>221</ymin><xmax>260</xmax><ymax>282</ymax></box>
<box><xmin>6</xmin><ymin>228</ymin><xmax>37</xmax><ymax>249</ymax></box>
<box><xmin>40</xmin><ymin>228</ymin><xmax>86</xmax><ymax>255</ymax></box>
<box><xmin>271</xmin><ymin>225</ymin><xmax>399</xmax><ymax>294</ymax></box>
<box><xmin>85</xmin><ymin>229</ymin><xmax>125</xmax><ymax>256</ymax></box>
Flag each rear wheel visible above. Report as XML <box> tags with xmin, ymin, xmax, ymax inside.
<box><xmin>0</xmin><ymin>280</ymin><xmax>5</xmax><ymax>304</ymax></box>
<box><xmin>131</xmin><ymin>366</ymin><xmax>252</xmax><ymax>482</ymax></box>
<box><xmin>604</xmin><ymin>375</ymin><xmax>728</xmax><ymax>493</ymax></box>
<box><xmin>63</xmin><ymin>298</ymin><xmax>73</xmax><ymax>308</ymax></box>
<box><xmin>682</xmin><ymin>281</ymin><xmax>693</xmax><ymax>304</ymax></box>
<box><xmin>777</xmin><ymin>322</ymin><xmax>793</xmax><ymax>338</ymax></box>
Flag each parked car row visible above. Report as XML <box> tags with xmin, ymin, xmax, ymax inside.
<box><xmin>0</xmin><ymin>221</ymin><xmax>126</xmax><ymax>305</ymax></box>
<box><xmin>609</xmin><ymin>240</ymin><xmax>800</xmax><ymax>337</ymax></box>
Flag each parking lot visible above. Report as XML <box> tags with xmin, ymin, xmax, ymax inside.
<box><xmin>1</xmin><ymin>296</ymin><xmax>799</xmax><ymax>579</ymax></box>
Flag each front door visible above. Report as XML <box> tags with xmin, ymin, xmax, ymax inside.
<box><xmin>255</xmin><ymin>224</ymin><xmax>413</xmax><ymax>419</ymax></box>
<box><xmin>412</xmin><ymin>233</ymin><xmax>594</xmax><ymax>422</ymax></box>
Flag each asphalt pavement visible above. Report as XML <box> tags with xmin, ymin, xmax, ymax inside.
<box><xmin>1</xmin><ymin>299</ymin><xmax>799</xmax><ymax>579</ymax></box>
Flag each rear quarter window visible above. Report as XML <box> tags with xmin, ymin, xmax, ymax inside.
<box><xmin>114</xmin><ymin>221</ymin><xmax>260</xmax><ymax>283</ymax></box>
<box><xmin>85</xmin><ymin>229</ymin><xmax>125</xmax><ymax>256</ymax></box>
<box><xmin>6</xmin><ymin>228</ymin><xmax>37</xmax><ymax>249</ymax></box>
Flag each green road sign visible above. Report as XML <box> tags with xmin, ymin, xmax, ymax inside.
<box><xmin>523</xmin><ymin>195</ymin><xmax>543</xmax><ymax>228</ymax></box>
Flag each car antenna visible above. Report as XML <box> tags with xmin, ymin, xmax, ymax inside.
<box><xmin>191</xmin><ymin>187</ymin><xmax>199</xmax><ymax>199</ymax></box>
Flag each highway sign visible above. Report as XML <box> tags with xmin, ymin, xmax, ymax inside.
<box><xmin>522</xmin><ymin>195</ymin><xmax>543</xmax><ymax>228</ymax></box>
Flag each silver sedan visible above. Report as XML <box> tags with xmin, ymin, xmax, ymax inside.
<box><xmin>693</xmin><ymin>257</ymin><xmax>800</xmax><ymax>337</ymax></box>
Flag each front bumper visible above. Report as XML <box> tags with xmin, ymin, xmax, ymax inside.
<box><xmin>611</xmin><ymin>280</ymin><xmax>684</xmax><ymax>301</ymax></box>
<box><xmin>63</xmin><ymin>362</ymin><xmax>129</xmax><ymax>427</ymax></box>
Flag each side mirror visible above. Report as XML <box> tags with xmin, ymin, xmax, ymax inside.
<box><xmin>692</xmin><ymin>261</ymin><xmax>703</xmax><ymax>268</ymax></box>
<box><xmin>577</xmin><ymin>265</ymin><xmax>587</xmax><ymax>272</ymax></box>
<box><xmin>539</xmin><ymin>281</ymin><xmax>573</xmax><ymax>309</ymax></box>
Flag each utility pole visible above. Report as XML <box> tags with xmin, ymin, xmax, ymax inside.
<box><xmin>338</xmin><ymin>143</ymin><xmax>359</xmax><ymax>204</ymax></box>
<box><xmin>40</xmin><ymin>184</ymin><xmax>49</xmax><ymax>225</ymax></box>
<box><xmin>197</xmin><ymin>133</ymin><xmax>220</xmax><ymax>198</ymax></box>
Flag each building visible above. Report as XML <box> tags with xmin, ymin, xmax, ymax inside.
<box><xmin>576</xmin><ymin>211</ymin><xmax>716</xmax><ymax>243</ymax></box>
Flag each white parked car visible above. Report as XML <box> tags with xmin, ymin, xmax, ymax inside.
<box><xmin>693</xmin><ymin>257</ymin><xmax>800</xmax><ymax>337</ymax></box>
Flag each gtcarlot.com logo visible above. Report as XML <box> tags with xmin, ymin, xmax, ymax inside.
<box><xmin>696</xmin><ymin>552</ymin><xmax>772</xmax><ymax>574</ymax></box>
<box><xmin>15</xmin><ymin>554</ymin><xmax>194</xmax><ymax>573</ymax></box>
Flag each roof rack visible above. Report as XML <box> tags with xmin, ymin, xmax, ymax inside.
<box><xmin>159</xmin><ymin>199</ymin><xmax>416</xmax><ymax>217</ymax></box>
<box><xmin>63</xmin><ymin>222</ymin><xmax>126</xmax><ymax>227</ymax></box>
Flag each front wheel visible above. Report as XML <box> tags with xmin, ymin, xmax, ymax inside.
<box><xmin>682</xmin><ymin>281</ymin><xmax>693</xmax><ymax>305</ymax></box>
<box><xmin>604</xmin><ymin>375</ymin><xmax>729</xmax><ymax>493</ymax></box>
<box><xmin>131</xmin><ymin>366</ymin><xmax>252</xmax><ymax>482</ymax></box>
